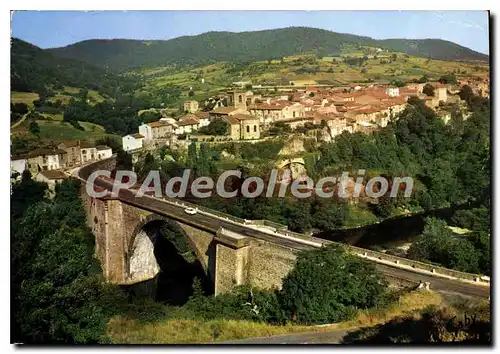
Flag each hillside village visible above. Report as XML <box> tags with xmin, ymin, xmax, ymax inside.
<box><xmin>121</xmin><ymin>76</ymin><xmax>489</xmax><ymax>153</ymax></box>
<box><xmin>10</xmin><ymin>71</ymin><xmax>489</xmax><ymax>188</ymax></box>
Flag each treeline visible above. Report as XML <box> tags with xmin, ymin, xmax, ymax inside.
<box><xmin>314</xmin><ymin>94</ymin><xmax>490</xmax><ymax>213</ymax></box>
<box><xmin>10</xmin><ymin>171</ymin><xmax>392</xmax><ymax>343</ymax></box>
<box><xmin>11</xmin><ymin>174</ymin><xmax>124</xmax><ymax>343</ymax></box>
<box><xmin>62</xmin><ymin>85</ymin><xmax>181</xmax><ymax>136</ymax></box>
<box><xmin>408</xmin><ymin>208</ymin><xmax>490</xmax><ymax>275</ymax></box>
<box><xmin>11</xmin><ymin>38</ymin><xmax>138</xmax><ymax>96</ymax></box>
<box><xmin>47</xmin><ymin>27</ymin><xmax>487</xmax><ymax>71</ymax></box>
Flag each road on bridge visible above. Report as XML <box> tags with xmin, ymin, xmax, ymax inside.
<box><xmin>88</xmin><ymin>175</ymin><xmax>490</xmax><ymax>299</ymax></box>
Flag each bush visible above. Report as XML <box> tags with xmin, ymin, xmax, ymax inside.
<box><xmin>279</xmin><ymin>244</ymin><xmax>387</xmax><ymax>324</ymax></box>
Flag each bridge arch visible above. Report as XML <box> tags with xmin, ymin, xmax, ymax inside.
<box><xmin>126</xmin><ymin>214</ymin><xmax>213</xmax><ymax>304</ymax></box>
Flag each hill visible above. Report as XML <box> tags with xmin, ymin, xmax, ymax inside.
<box><xmin>10</xmin><ymin>38</ymin><xmax>136</xmax><ymax>94</ymax></box>
<box><xmin>47</xmin><ymin>27</ymin><xmax>488</xmax><ymax>71</ymax></box>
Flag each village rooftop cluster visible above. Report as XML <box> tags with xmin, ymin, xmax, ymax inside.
<box><xmin>121</xmin><ymin>76</ymin><xmax>490</xmax><ymax>153</ymax></box>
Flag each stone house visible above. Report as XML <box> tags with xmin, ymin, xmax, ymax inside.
<box><xmin>279</xmin><ymin>116</ymin><xmax>314</xmax><ymax>130</ymax></box>
<box><xmin>26</xmin><ymin>148</ymin><xmax>67</xmax><ymax>175</ymax></box>
<box><xmin>183</xmin><ymin>100</ymin><xmax>199</xmax><ymax>113</ymax></box>
<box><xmin>193</xmin><ymin>111</ymin><xmax>210</xmax><ymax>127</ymax></box>
<box><xmin>80</xmin><ymin>142</ymin><xmax>97</xmax><ymax>164</ymax></box>
<box><xmin>139</xmin><ymin>121</ymin><xmax>176</xmax><ymax>141</ymax></box>
<box><xmin>248</xmin><ymin>102</ymin><xmax>305</xmax><ymax>127</ymax></box>
<box><xmin>175</xmin><ymin>115</ymin><xmax>201</xmax><ymax>135</ymax></box>
<box><xmin>209</xmin><ymin>107</ymin><xmax>249</xmax><ymax>120</ymax></box>
<box><xmin>34</xmin><ymin>169</ymin><xmax>68</xmax><ymax>191</ymax></box>
<box><xmin>58</xmin><ymin>140</ymin><xmax>82</xmax><ymax>167</ymax></box>
<box><xmin>224</xmin><ymin>114</ymin><xmax>260</xmax><ymax>140</ymax></box>
<box><xmin>434</xmin><ymin>83</ymin><xmax>448</xmax><ymax>103</ymax></box>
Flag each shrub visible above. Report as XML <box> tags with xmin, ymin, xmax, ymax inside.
<box><xmin>279</xmin><ymin>244</ymin><xmax>387</xmax><ymax>324</ymax></box>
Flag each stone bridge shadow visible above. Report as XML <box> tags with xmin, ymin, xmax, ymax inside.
<box><xmin>124</xmin><ymin>215</ymin><xmax>214</xmax><ymax>305</ymax></box>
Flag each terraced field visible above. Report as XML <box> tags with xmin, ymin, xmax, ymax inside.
<box><xmin>134</xmin><ymin>47</ymin><xmax>489</xmax><ymax>102</ymax></box>
<box><xmin>11</xmin><ymin>91</ymin><xmax>39</xmax><ymax>108</ymax></box>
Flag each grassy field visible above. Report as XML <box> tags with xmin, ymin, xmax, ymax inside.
<box><xmin>11</xmin><ymin>91</ymin><xmax>39</xmax><ymax>108</ymax></box>
<box><xmin>136</xmin><ymin>48</ymin><xmax>489</xmax><ymax>98</ymax></box>
<box><xmin>35</xmin><ymin>120</ymin><xmax>115</xmax><ymax>141</ymax></box>
<box><xmin>106</xmin><ymin>290</ymin><xmax>444</xmax><ymax>344</ymax></box>
<box><xmin>47</xmin><ymin>86</ymin><xmax>106</xmax><ymax>105</ymax></box>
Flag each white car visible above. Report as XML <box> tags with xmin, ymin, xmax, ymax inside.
<box><xmin>184</xmin><ymin>207</ymin><xmax>197</xmax><ymax>215</ymax></box>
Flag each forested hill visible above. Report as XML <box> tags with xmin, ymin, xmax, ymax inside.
<box><xmin>47</xmin><ymin>27</ymin><xmax>489</xmax><ymax>71</ymax></box>
<box><xmin>11</xmin><ymin>38</ymin><xmax>136</xmax><ymax>94</ymax></box>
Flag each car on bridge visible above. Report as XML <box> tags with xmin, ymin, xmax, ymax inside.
<box><xmin>184</xmin><ymin>207</ymin><xmax>198</xmax><ymax>215</ymax></box>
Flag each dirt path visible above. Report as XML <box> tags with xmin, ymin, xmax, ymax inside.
<box><xmin>11</xmin><ymin>112</ymin><xmax>29</xmax><ymax>129</ymax></box>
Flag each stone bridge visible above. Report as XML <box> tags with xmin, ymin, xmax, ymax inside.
<box><xmin>77</xmin><ymin>157</ymin><xmax>490</xmax><ymax>298</ymax></box>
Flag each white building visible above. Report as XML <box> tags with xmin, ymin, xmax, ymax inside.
<box><xmin>138</xmin><ymin>123</ymin><xmax>153</xmax><ymax>141</ymax></box>
<box><xmin>385</xmin><ymin>87</ymin><xmax>400</xmax><ymax>97</ymax></box>
<box><xmin>96</xmin><ymin>145</ymin><xmax>113</xmax><ymax>160</ymax></box>
<box><xmin>11</xmin><ymin>158</ymin><xmax>27</xmax><ymax>177</ymax></box>
<box><xmin>122</xmin><ymin>134</ymin><xmax>144</xmax><ymax>152</ymax></box>
<box><xmin>80</xmin><ymin>143</ymin><xmax>97</xmax><ymax>164</ymax></box>
<box><xmin>26</xmin><ymin>148</ymin><xmax>66</xmax><ymax>175</ymax></box>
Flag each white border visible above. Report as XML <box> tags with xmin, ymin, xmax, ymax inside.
<box><xmin>4</xmin><ymin>1</ymin><xmax>497</xmax><ymax>353</ymax></box>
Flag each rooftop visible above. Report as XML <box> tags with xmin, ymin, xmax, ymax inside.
<box><xmin>27</xmin><ymin>148</ymin><xmax>67</xmax><ymax>158</ymax></box>
<box><xmin>96</xmin><ymin>145</ymin><xmax>111</xmax><ymax>151</ymax></box>
<box><xmin>38</xmin><ymin>170</ymin><xmax>68</xmax><ymax>180</ymax></box>
<box><xmin>148</xmin><ymin>121</ymin><xmax>173</xmax><ymax>128</ymax></box>
<box><xmin>212</xmin><ymin>107</ymin><xmax>240</xmax><ymax>114</ymax></box>
<box><xmin>177</xmin><ymin>115</ymin><xmax>200</xmax><ymax>126</ymax></box>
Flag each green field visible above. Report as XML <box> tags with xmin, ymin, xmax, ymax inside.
<box><xmin>47</xmin><ymin>86</ymin><xmax>106</xmax><ymax>105</ymax></box>
<box><xmin>135</xmin><ymin>48</ymin><xmax>489</xmax><ymax>97</ymax></box>
<box><xmin>35</xmin><ymin>120</ymin><xmax>116</xmax><ymax>141</ymax></box>
<box><xmin>11</xmin><ymin>91</ymin><xmax>39</xmax><ymax>108</ymax></box>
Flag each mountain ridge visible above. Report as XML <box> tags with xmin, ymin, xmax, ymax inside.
<box><xmin>45</xmin><ymin>27</ymin><xmax>488</xmax><ymax>71</ymax></box>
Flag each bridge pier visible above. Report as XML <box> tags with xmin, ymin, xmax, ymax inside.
<box><xmin>213</xmin><ymin>228</ymin><xmax>251</xmax><ymax>295</ymax></box>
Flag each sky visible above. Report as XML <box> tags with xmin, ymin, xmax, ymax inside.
<box><xmin>11</xmin><ymin>10</ymin><xmax>490</xmax><ymax>54</ymax></box>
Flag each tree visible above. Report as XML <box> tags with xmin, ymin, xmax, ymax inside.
<box><xmin>391</xmin><ymin>80</ymin><xmax>405</xmax><ymax>87</ymax></box>
<box><xmin>309</xmin><ymin>92</ymin><xmax>315</xmax><ymax>97</ymax></box>
<box><xmin>198</xmin><ymin>118</ymin><xmax>229</xmax><ymax>136</ymax></box>
<box><xmin>115</xmin><ymin>149</ymin><xmax>133</xmax><ymax>171</ymax></box>
<box><xmin>12</xmin><ymin>180</ymin><xmax>124</xmax><ymax>343</ymax></box>
<box><xmin>391</xmin><ymin>53</ymin><xmax>397</xmax><ymax>60</ymax></box>
<box><xmin>418</xmin><ymin>74</ymin><xmax>429</xmax><ymax>83</ymax></box>
<box><xmin>244</xmin><ymin>83</ymin><xmax>253</xmax><ymax>90</ymax></box>
<box><xmin>11</xmin><ymin>170</ymin><xmax>48</xmax><ymax>220</ymax></box>
<box><xmin>459</xmin><ymin>85</ymin><xmax>474</xmax><ymax>105</ymax></box>
<box><xmin>312</xmin><ymin>200</ymin><xmax>348</xmax><ymax>231</ymax></box>
<box><xmin>407</xmin><ymin>217</ymin><xmax>480</xmax><ymax>274</ymax></box>
<box><xmin>29</xmin><ymin>121</ymin><xmax>40</xmax><ymax>135</ymax></box>
<box><xmin>140</xmin><ymin>110</ymin><xmax>162</xmax><ymax>123</ymax></box>
<box><xmin>279</xmin><ymin>244</ymin><xmax>387</xmax><ymax>324</ymax></box>
<box><xmin>422</xmin><ymin>84</ymin><xmax>435</xmax><ymax>97</ymax></box>
<box><xmin>438</xmin><ymin>73</ymin><xmax>457</xmax><ymax>84</ymax></box>
<box><xmin>12</xmin><ymin>102</ymin><xmax>29</xmax><ymax>115</ymax></box>
<box><xmin>188</xmin><ymin>90</ymin><xmax>195</xmax><ymax>97</ymax></box>
<box><xmin>286</xmin><ymin>203</ymin><xmax>312</xmax><ymax>233</ymax></box>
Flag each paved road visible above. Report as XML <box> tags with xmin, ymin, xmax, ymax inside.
<box><xmin>88</xmin><ymin>176</ymin><xmax>490</xmax><ymax>299</ymax></box>
<box><xmin>218</xmin><ymin>327</ymin><xmax>354</xmax><ymax>344</ymax></box>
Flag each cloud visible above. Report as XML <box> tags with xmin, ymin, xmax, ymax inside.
<box><xmin>434</xmin><ymin>11</ymin><xmax>486</xmax><ymax>32</ymax></box>
<box><xmin>447</xmin><ymin>19</ymin><xmax>485</xmax><ymax>31</ymax></box>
